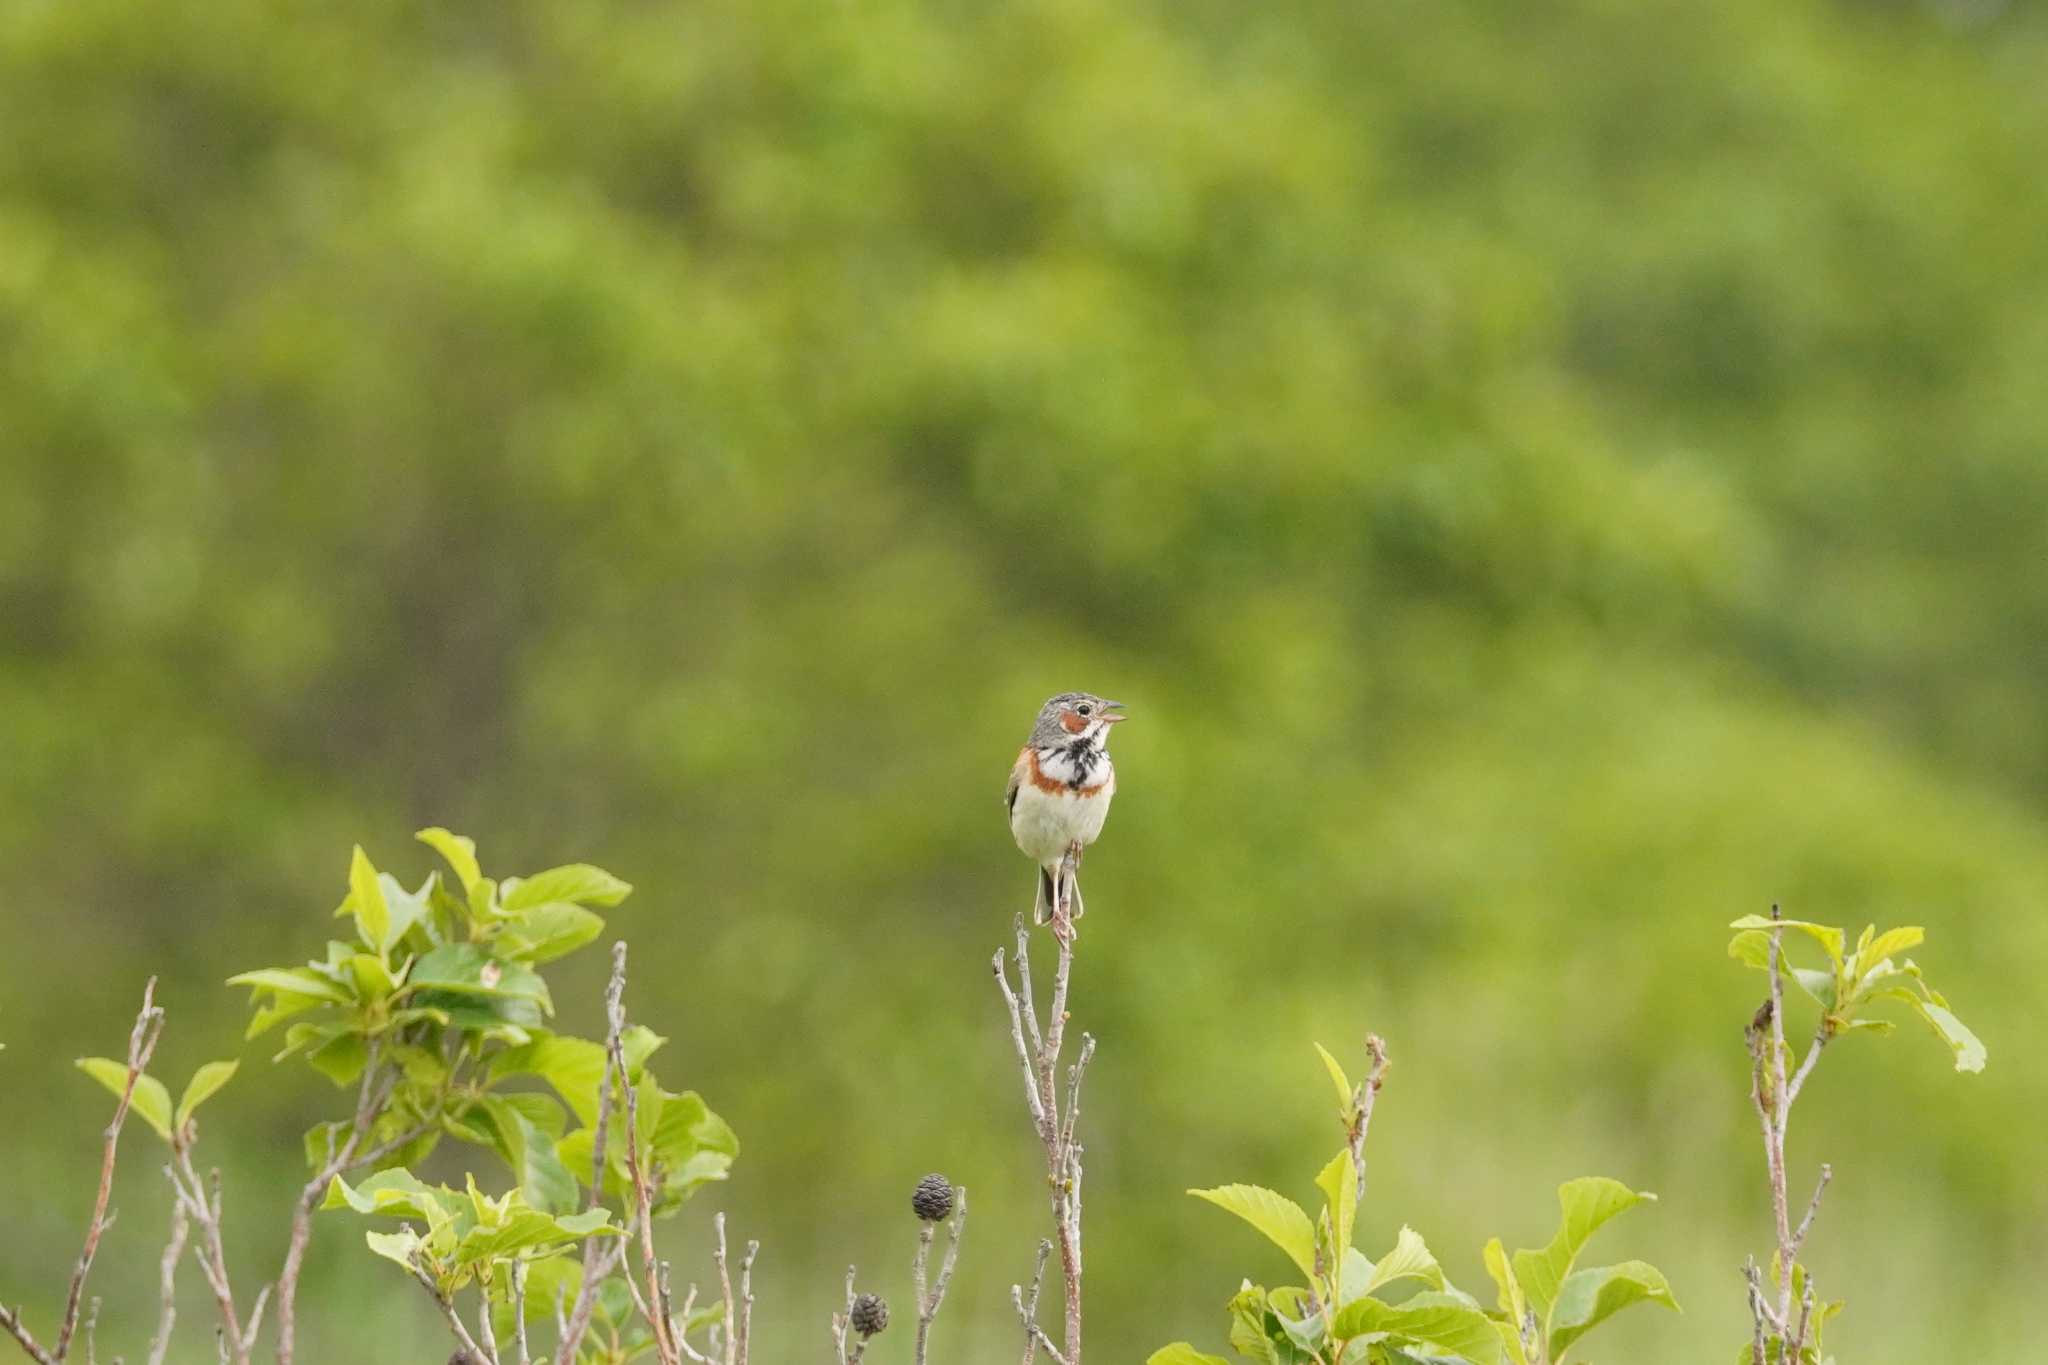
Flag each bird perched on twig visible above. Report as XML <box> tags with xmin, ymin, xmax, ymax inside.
<box><xmin>1005</xmin><ymin>692</ymin><xmax>1126</xmax><ymax>931</ymax></box>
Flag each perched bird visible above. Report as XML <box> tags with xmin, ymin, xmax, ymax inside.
<box><xmin>1005</xmin><ymin>692</ymin><xmax>1127</xmax><ymax>926</ymax></box>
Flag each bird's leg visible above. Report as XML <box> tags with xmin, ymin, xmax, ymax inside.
<box><xmin>1051</xmin><ymin>844</ymin><xmax>1081</xmax><ymax>943</ymax></box>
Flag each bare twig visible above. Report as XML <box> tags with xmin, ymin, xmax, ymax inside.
<box><xmin>58</xmin><ymin>982</ymin><xmax>167</xmax><ymax>1363</ymax></box>
<box><xmin>712</xmin><ymin>1215</ymin><xmax>735</xmax><ymax>1365</ymax></box>
<box><xmin>1012</xmin><ymin>1239</ymin><xmax>1053</xmax><ymax>1365</ymax></box>
<box><xmin>994</xmin><ymin>848</ymin><xmax>1091</xmax><ymax>1365</ymax></box>
<box><xmin>1743</xmin><ymin>906</ymin><xmax>1838</xmax><ymax>1363</ymax></box>
<box><xmin>1</xmin><ymin>1306</ymin><xmax>57</xmax><ymax>1365</ymax></box>
<box><xmin>1010</xmin><ymin>1279</ymin><xmax>1067</xmax><ymax>1365</ymax></box>
<box><xmin>556</xmin><ymin>943</ymin><xmax>632</xmax><ymax>1365</ymax></box>
<box><xmin>277</xmin><ymin>1043</ymin><xmax>401</xmax><ymax>1365</ymax></box>
<box><xmin>2</xmin><ymin>983</ymin><xmax>165</xmax><ymax>1365</ymax></box>
<box><xmin>146</xmin><ymin>1196</ymin><xmax>190</xmax><ymax>1365</ymax></box>
<box><xmin>609</xmin><ymin>949</ymin><xmax>677</xmax><ymax>1365</ymax></box>
<box><xmin>409</xmin><ymin>1261</ymin><xmax>488</xmax><ymax>1365</ymax></box>
<box><xmin>829</xmin><ymin>1266</ymin><xmax>855</xmax><ymax>1365</ymax></box>
<box><xmin>912</xmin><ymin>1188</ymin><xmax>967</xmax><ymax>1365</ymax></box>
<box><xmin>736</xmin><ymin>1241</ymin><xmax>757</xmax><ymax>1365</ymax></box>
<box><xmin>510</xmin><ymin>1261</ymin><xmax>530</xmax><ymax>1365</ymax></box>
<box><xmin>476</xmin><ymin>1280</ymin><xmax>500</xmax><ymax>1365</ymax></box>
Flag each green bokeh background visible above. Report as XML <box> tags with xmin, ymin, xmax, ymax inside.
<box><xmin>3</xmin><ymin>0</ymin><xmax>2045</xmax><ymax>1360</ymax></box>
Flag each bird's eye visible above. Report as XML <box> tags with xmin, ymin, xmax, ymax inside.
<box><xmin>1076</xmin><ymin>703</ymin><xmax>1093</xmax><ymax>716</ymax></box>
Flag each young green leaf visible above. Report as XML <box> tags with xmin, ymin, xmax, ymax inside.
<box><xmin>1147</xmin><ymin>1345</ymin><xmax>1229</xmax><ymax>1365</ymax></box>
<box><xmin>1316</xmin><ymin>1149</ymin><xmax>1358</xmax><ymax>1259</ymax></box>
<box><xmin>1190</xmin><ymin>1184</ymin><xmax>1321</xmax><ymax>1283</ymax></box>
<box><xmin>364</xmin><ymin>1227</ymin><xmax>425</xmax><ymax>1270</ymax></box>
<box><xmin>1364</xmin><ymin>1225</ymin><xmax>1444</xmax><ymax>1296</ymax></box>
<box><xmin>1727</xmin><ymin>915</ymin><xmax>1844</xmax><ymax>967</ymax></box>
<box><xmin>500</xmin><ymin>864</ymin><xmax>632</xmax><ymax>911</ymax></box>
<box><xmin>345</xmin><ymin>845</ymin><xmax>389</xmax><ymax>952</ymax></box>
<box><xmin>1510</xmin><ymin>1178</ymin><xmax>1652</xmax><ymax>1331</ymax></box>
<box><xmin>416</xmin><ymin>828</ymin><xmax>484</xmax><ymax>895</ymax></box>
<box><xmin>175</xmin><ymin>1060</ymin><xmax>240</xmax><ymax>1130</ymax></box>
<box><xmin>1327</xmin><ymin>1292</ymin><xmax>1501</xmax><ymax>1362</ymax></box>
<box><xmin>1546</xmin><ymin>1260</ymin><xmax>1679</xmax><ymax>1360</ymax></box>
<box><xmin>76</xmin><ymin>1057</ymin><xmax>174</xmax><ymax>1142</ymax></box>
<box><xmin>1905</xmin><ymin>997</ymin><xmax>1987</xmax><ymax>1073</ymax></box>
<box><xmin>1313</xmin><ymin>1041</ymin><xmax>1353</xmax><ymax>1111</ymax></box>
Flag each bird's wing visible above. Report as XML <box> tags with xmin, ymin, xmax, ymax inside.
<box><xmin>1005</xmin><ymin>749</ymin><xmax>1026</xmax><ymax>816</ymax></box>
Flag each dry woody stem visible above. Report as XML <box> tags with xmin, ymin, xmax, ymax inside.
<box><xmin>1743</xmin><ymin>906</ymin><xmax>1835</xmax><ymax>1365</ymax></box>
<box><xmin>995</xmin><ymin>843</ymin><xmax>1092</xmax><ymax>1365</ymax></box>
<box><xmin>3</xmin><ymin>979</ymin><xmax>165</xmax><ymax>1365</ymax></box>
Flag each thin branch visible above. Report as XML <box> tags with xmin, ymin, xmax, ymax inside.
<box><xmin>1</xmin><ymin>1306</ymin><xmax>57</xmax><ymax>1365</ymax></box>
<box><xmin>146</xmin><ymin>1196</ymin><xmax>190</xmax><ymax>1365</ymax></box>
<box><xmin>1010</xmin><ymin>1281</ymin><xmax>1067</xmax><ymax>1365</ymax></box>
<box><xmin>1014</xmin><ymin>1240</ymin><xmax>1053</xmax><ymax>1365</ymax></box>
<box><xmin>409</xmin><ymin>1262</ymin><xmax>488</xmax><ymax>1365</ymax></box>
<box><xmin>995</xmin><ymin>854</ymin><xmax>1090</xmax><ymax>1365</ymax></box>
<box><xmin>511</xmin><ymin>1261</ymin><xmax>530</xmax><ymax>1365</ymax></box>
<box><xmin>58</xmin><ymin>981</ymin><xmax>166</xmax><ymax>1363</ymax></box>
<box><xmin>913</xmin><ymin>1189</ymin><xmax>967</xmax><ymax>1365</ymax></box>
<box><xmin>476</xmin><ymin>1280</ymin><xmax>500</xmax><ymax>1365</ymax></box>
<box><xmin>829</xmin><ymin>1266</ymin><xmax>854</xmax><ymax>1365</ymax></box>
<box><xmin>736</xmin><ymin>1242</ymin><xmax>756</xmax><ymax>1365</ymax></box>
<box><xmin>712</xmin><ymin>1216</ymin><xmax>735</xmax><ymax>1365</ymax></box>
<box><xmin>556</xmin><ymin>943</ymin><xmax>632</xmax><ymax>1365</ymax></box>
<box><xmin>277</xmin><ymin>1044</ymin><xmax>399</xmax><ymax>1365</ymax></box>
<box><xmin>1789</xmin><ymin>1163</ymin><xmax>1832</xmax><ymax>1267</ymax></box>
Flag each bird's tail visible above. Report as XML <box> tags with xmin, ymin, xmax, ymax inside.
<box><xmin>1033</xmin><ymin>862</ymin><xmax>1085</xmax><ymax>924</ymax></box>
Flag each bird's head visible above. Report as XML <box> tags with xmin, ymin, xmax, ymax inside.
<box><xmin>1030</xmin><ymin>692</ymin><xmax>1127</xmax><ymax>748</ymax></box>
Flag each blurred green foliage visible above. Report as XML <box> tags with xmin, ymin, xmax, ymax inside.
<box><xmin>2</xmin><ymin>0</ymin><xmax>2046</xmax><ymax>1361</ymax></box>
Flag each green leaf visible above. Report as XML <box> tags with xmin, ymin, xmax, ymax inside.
<box><xmin>1316</xmin><ymin>1149</ymin><xmax>1358</xmax><ymax>1267</ymax></box>
<box><xmin>175</xmin><ymin>1060</ymin><xmax>239</xmax><ymax>1130</ymax></box>
<box><xmin>1547</xmin><ymin>1260</ymin><xmax>1679</xmax><ymax>1360</ymax></box>
<box><xmin>497</xmin><ymin>904</ymin><xmax>605</xmax><ymax>965</ymax></box>
<box><xmin>452</xmin><ymin>1204</ymin><xmax>617</xmax><ymax>1266</ymax></box>
<box><xmin>306</xmin><ymin>1031</ymin><xmax>369</xmax><ymax>1087</ymax></box>
<box><xmin>76</xmin><ymin>1057</ymin><xmax>174</xmax><ymax>1142</ymax></box>
<box><xmin>345</xmin><ymin>845</ymin><xmax>389</xmax><ymax>952</ymax></box>
<box><xmin>376</xmin><ymin>874</ymin><xmax>431</xmax><ymax>953</ymax></box>
<box><xmin>470</xmin><ymin>1096</ymin><xmax>581</xmax><ymax>1215</ymax></box>
<box><xmin>365</xmin><ymin>1227</ymin><xmax>424</xmax><ymax>1270</ymax></box>
<box><xmin>1225</xmin><ymin>1286</ymin><xmax>1280</xmax><ymax>1365</ymax></box>
<box><xmin>1328</xmin><ymin>1292</ymin><xmax>1502</xmax><ymax>1362</ymax></box>
<box><xmin>646</xmin><ymin>1087</ymin><xmax>739</xmax><ymax>1208</ymax></box>
<box><xmin>416</xmin><ymin>828</ymin><xmax>483</xmax><ymax>894</ymax></box>
<box><xmin>1854</xmin><ymin>926</ymin><xmax>1923</xmax><ymax>978</ymax></box>
<box><xmin>1511</xmin><ymin>1178</ymin><xmax>1652</xmax><ymax>1332</ymax></box>
<box><xmin>323</xmin><ymin>1168</ymin><xmax>464</xmax><ymax>1225</ymax></box>
<box><xmin>1366</xmin><ymin>1226</ymin><xmax>1444</xmax><ymax>1295</ymax></box>
<box><xmin>1727</xmin><ymin>915</ymin><xmax>1844</xmax><ymax>967</ymax></box>
<box><xmin>501</xmin><ymin>864</ymin><xmax>632</xmax><ymax>911</ymax></box>
<box><xmin>1483</xmin><ymin>1237</ymin><xmax>1525</xmax><ymax>1327</ymax></box>
<box><xmin>408</xmin><ymin>944</ymin><xmax>553</xmax><ymax>1016</ymax></box>
<box><xmin>1189</xmin><ymin>1184</ymin><xmax>1320</xmax><ymax>1283</ymax></box>
<box><xmin>1313</xmin><ymin>1042</ymin><xmax>1353</xmax><ymax>1111</ymax></box>
<box><xmin>490</xmin><ymin>1036</ymin><xmax>609</xmax><ymax>1125</ymax></box>
<box><xmin>226</xmin><ymin>967</ymin><xmax>353</xmax><ymax>1002</ymax></box>
<box><xmin>1905</xmin><ymin>998</ymin><xmax>1987</xmax><ymax>1073</ymax></box>
<box><xmin>1148</xmin><ymin>1346</ymin><xmax>1229</xmax><ymax>1365</ymax></box>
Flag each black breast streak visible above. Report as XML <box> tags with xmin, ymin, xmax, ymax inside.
<box><xmin>1061</xmin><ymin>738</ymin><xmax>1101</xmax><ymax>789</ymax></box>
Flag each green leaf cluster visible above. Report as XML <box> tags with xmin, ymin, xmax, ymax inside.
<box><xmin>1157</xmin><ymin>1046</ymin><xmax>1674</xmax><ymax>1365</ymax></box>
<box><xmin>107</xmin><ymin>829</ymin><xmax>738</xmax><ymax>1364</ymax></box>
<box><xmin>326</xmin><ymin>1168</ymin><xmax>618</xmax><ymax>1293</ymax></box>
<box><xmin>1727</xmin><ymin>917</ymin><xmax>1986</xmax><ymax>1072</ymax></box>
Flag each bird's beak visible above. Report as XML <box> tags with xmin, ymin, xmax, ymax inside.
<box><xmin>1100</xmin><ymin>701</ymin><xmax>1128</xmax><ymax>724</ymax></box>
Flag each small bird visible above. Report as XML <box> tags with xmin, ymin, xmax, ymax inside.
<box><xmin>1005</xmin><ymin>692</ymin><xmax>1126</xmax><ymax>928</ymax></box>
